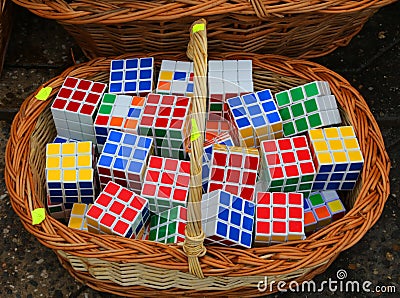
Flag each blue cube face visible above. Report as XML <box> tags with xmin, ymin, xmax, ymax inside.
<box><xmin>327</xmin><ymin>182</ymin><xmax>340</xmax><ymax>190</ymax></box>
<box><xmin>334</xmin><ymin>163</ymin><xmax>348</xmax><ymax>172</ymax></box>
<box><xmin>128</xmin><ymin>160</ymin><xmax>143</xmax><ymax>174</ymax></box>
<box><xmin>232</xmin><ymin>107</ymin><xmax>246</xmax><ymax>117</ymax></box>
<box><xmin>49</xmin><ymin>189</ymin><xmax>63</xmax><ymax>196</ymax></box>
<box><xmin>240</xmin><ymin>231</ymin><xmax>252</xmax><ymax>247</ymax></box>
<box><xmin>65</xmin><ymin>197</ymin><xmax>79</xmax><ymax>203</ymax></box>
<box><xmin>319</xmin><ymin>164</ymin><xmax>333</xmax><ymax>173</ymax></box>
<box><xmin>242</xmin><ymin>216</ymin><xmax>253</xmax><ymax>232</ymax></box>
<box><xmin>312</xmin><ymin>182</ymin><xmax>325</xmax><ymax>190</ymax></box>
<box><xmin>139</xmin><ymin>81</ymin><xmax>152</xmax><ymax>92</ymax></box>
<box><xmin>53</xmin><ymin>137</ymin><xmax>67</xmax><ymax>143</ymax></box>
<box><xmin>123</xmin><ymin>133</ymin><xmax>137</xmax><ymax>145</ymax></box>
<box><xmin>186</xmin><ymin>83</ymin><xmax>194</xmax><ymax>93</ymax></box>
<box><xmin>345</xmin><ymin>172</ymin><xmax>359</xmax><ymax>181</ymax></box>
<box><xmin>243</xmin><ymin>201</ymin><xmax>255</xmax><ymax>216</ymax></box>
<box><xmin>216</xmin><ymin>222</ymin><xmax>228</xmax><ymax>237</ymax></box>
<box><xmin>315</xmin><ymin>173</ymin><xmax>329</xmax><ymax>181</ymax></box>
<box><xmin>140</xmin><ymin>69</ymin><xmax>152</xmax><ymax>80</ymax></box>
<box><xmin>261</xmin><ymin>101</ymin><xmax>276</xmax><ymax>113</ymax></box>
<box><xmin>341</xmin><ymin>181</ymin><xmax>356</xmax><ymax>190</ymax></box>
<box><xmin>65</xmin><ymin>189</ymin><xmax>78</xmax><ymax>196</ymax></box>
<box><xmin>229</xmin><ymin>226</ymin><xmax>240</xmax><ymax>241</ymax></box>
<box><xmin>103</xmin><ymin>143</ymin><xmax>118</xmax><ymax>155</ymax></box>
<box><xmin>303</xmin><ymin>199</ymin><xmax>310</xmax><ymax>210</ymax></box>
<box><xmin>95</xmin><ymin>126</ymin><xmax>109</xmax><ymax>136</ymax></box>
<box><xmin>50</xmin><ymin>197</ymin><xmax>63</xmax><ymax>204</ymax></box>
<box><xmin>237</xmin><ymin>117</ymin><xmax>251</xmax><ymax>128</ymax></box>
<box><xmin>257</xmin><ymin>89</ymin><xmax>272</xmax><ymax>102</ymax></box>
<box><xmin>108</xmin><ymin>130</ymin><xmax>123</xmax><ymax>143</ymax></box>
<box><xmin>218</xmin><ymin>206</ymin><xmax>229</xmax><ymax>221</ymax></box>
<box><xmin>140</xmin><ymin>57</ymin><xmax>153</xmax><ymax>68</ymax></box>
<box><xmin>232</xmin><ymin>197</ymin><xmax>243</xmax><ymax>211</ymax></box>
<box><xmin>242</xmin><ymin>93</ymin><xmax>257</xmax><ymax>105</ymax></box>
<box><xmin>111</xmin><ymin>60</ymin><xmax>124</xmax><ymax>70</ymax></box>
<box><xmin>98</xmin><ymin>155</ymin><xmax>113</xmax><ymax>167</ymax></box>
<box><xmin>80</xmin><ymin>189</ymin><xmax>94</xmax><ymax>196</ymax></box>
<box><xmin>135</xmin><ymin>221</ymin><xmax>144</xmax><ymax>234</ymax></box>
<box><xmin>132</xmin><ymin>148</ymin><xmax>147</xmax><ymax>160</ymax></box>
<box><xmin>124</xmin><ymin>82</ymin><xmax>137</xmax><ymax>93</ymax></box>
<box><xmin>251</xmin><ymin>115</ymin><xmax>266</xmax><ymax>127</ymax></box>
<box><xmin>219</xmin><ymin>191</ymin><xmax>231</xmax><ymax>207</ymax></box>
<box><xmin>96</xmin><ymin>136</ymin><xmax>107</xmax><ymax>145</ymax></box>
<box><xmin>266</xmin><ymin>112</ymin><xmax>281</xmax><ymax>124</ymax></box>
<box><xmin>349</xmin><ymin>163</ymin><xmax>363</xmax><ymax>171</ymax></box>
<box><xmin>110</xmin><ymin>82</ymin><xmax>123</xmax><ymax>93</ymax></box>
<box><xmin>137</xmin><ymin>136</ymin><xmax>152</xmax><ymax>148</ymax></box>
<box><xmin>125</xmin><ymin>70</ymin><xmax>137</xmax><ymax>80</ymax></box>
<box><xmin>247</xmin><ymin>105</ymin><xmax>262</xmax><ymax>116</ymax></box>
<box><xmin>111</xmin><ymin>71</ymin><xmax>123</xmax><ymax>81</ymax></box>
<box><xmin>173</xmin><ymin>71</ymin><xmax>187</xmax><ymax>81</ymax></box>
<box><xmin>125</xmin><ymin>227</ymin><xmax>133</xmax><ymax>238</ymax></box>
<box><xmin>202</xmin><ymin>164</ymin><xmax>210</xmax><ymax>180</ymax></box>
<box><xmin>47</xmin><ymin>182</ymin><xmax>62</xmax><ymax>189</ymax></box>
<box><xmin>330</xmin><ymin>173</ymin><xmax>345</xmax><ymax>181</ymax></box>
<box><xmin>113</xmin><ymin>158</ymin><xmax>128</xmax><ymax>170</ymax></box>
<box><xmin>128</xmin><ymin>108</ymin><xmax>141</xmax><ymax>118</ymax></box>
<box><xmin>222</xmin><ymin>139</ymin><xmax>234</xmax><ymax>147</ymax></box>
<box><xmin>227</xmin><ymin>96</ymin><xmax>242</xmax><ymax>108</ymax></box>
<box><xmin>63</xmin><ymin>183</ymin><xmax>77</xmax><ymax>190</ymax></box>
<box><xmin>81</xmin><ymin>197</ymin><xmax>94</xmax><ymax>204</ymax></box>
<box><xmin>204</xmin><ymin>145</ymin><xmax>213</xmax><ymax>155</ymax></box>
<box><xmin>64</xmin><ymin>203</ymin><xmax>74</xmax><ymax>210</ymax></box>
<box><xmin>126</xmin><ymin>58</ymin><xmax>138</xmax><ymax>69</ymax></box>
<box><xmin>79</xmin><ymin>181</ymin><xmax>93</xmax><ymax>189</ymax></box>
<box><xmin>118</xmin><ymin>146</ymin><xmax>133</xmax><ymax>158</ymax></box>
<box><xmin>231</xmin><ymin>211</ymin><xmax>241</xmax><ymax>226</ymax></box>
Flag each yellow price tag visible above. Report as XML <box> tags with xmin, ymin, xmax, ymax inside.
<box><xmin>192</xmin><ymin>23</ymin><xmax>205</xmax><ymax>34</ymax></box>
<box><xmin>191</xmin><ymin>119</ymin><xmax>201</xmax><ymax>141</ymax></box>
<box><xmin>31</xmin><ymin>208</ymin><xmax>46</xmax><ymax>225</ymax></box>
<box><xmin>35</xmin><ymin>86</ymin><xmax>52</xmax><ymax>101</ymax></box>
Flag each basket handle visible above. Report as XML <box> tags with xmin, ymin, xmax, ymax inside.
<box><xmin>184</xmin><ymin>18</ymin><xmax>208</xmax><ymax>279</ymax></box>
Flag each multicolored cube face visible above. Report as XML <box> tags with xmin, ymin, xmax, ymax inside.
<box><xmin>227</xmin><ymin>89</ymin><xmax>283</xmax><ymax>148</ymax></box>
<box><xmin>94</xmin><ymin>93</ymin><xmax>145</xmax><ymax>151</ymax></box>
<box><xmin>260</xmin><ymin>136</ymin><xmax>316</xmax><ymax>197</ymax></box>
<box><xmin>50</xmin><ymin>77</ymin><xmax>107</xmax><ymax>143</ymax></box>
<box><xmin>202</xmin><ymin>134</ymin><xmax>235</xmax><ymax>192</ymax></box>
<box><xmin>149</xmin><ymin>206</ymin><xmax>187</xmax><ymax>244</ymax></box>
<box><xmin>202</xmin><ymin>190</ymin><xmax>255</xmax><ymax>248</ymax></box>
<box><xmin>109</xmin><ymin>57</ymin><xmax>154</xmax><ymax>95</ymax></box>
<box><xmin>86</xmin><ymin>181</ymin><xmax>150</xmax><ymax>238</ymax></box>
<box><xmin>274</xmin><ymin>81</ymin><xmax>341</xmax><ymax>137</ymax></box>
<box><xmin>208</xmin><ymin>60</ymin><xmax>253</xmax><ymax>120</ymax></box>
<box><xmin>307</xmin><ymin>126</ymin><xmax>364</xmax><ymax>191</ymax></box>
<box><xmin>207</xmin><ymin>144</ymin><xmax>260</xmax><ymax>201</ymax></box>
<box><xmin>254</xmin><ymin>192</ymin><xmax>305</xmax><ymax>244</ymax></box>
<box><xmin>68</xmin><ymin>203</ymin><xmax>90</xmax><ymax>231</ymax></box>
<box><xmin>139</xmin><ymin>93</ymin><xmax>191</xmax><ymax>160</ymax></box>
<box><xmin>141</xmin><ymin>156</ymin><xmax>190</xmax><ymax>214</ymax></box>
<box><xmin>46</xmin><ymin>141</ymin><xmax>96</xmax><ymax>209</ymax></box>
<box><xmin>304</xmin><ymin>190</ymin><xmax>346</xmax><ymax>235</ymax></box>
<box><xmin>156</xmin><ymin>60</ymin><xmax>194</xmax><ymax>97</ymax></box>
<box><xmin>97</xmin><ymin>130</ymin><xmax>153</xmax><ymax>193</ymax></box>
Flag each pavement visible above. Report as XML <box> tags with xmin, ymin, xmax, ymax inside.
<box><xmin>0</xmin><ymin>3</ymin><xmax>399</xmax><ymax>297</ymax></box>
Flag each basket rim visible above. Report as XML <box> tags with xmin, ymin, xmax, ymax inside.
<box><xmin>11</xmin><ymin>0</ymin><xmax>397</xmax><ymax>24</ymax></box>
<box><xmin>5</xmin><ymin>52</ymin><xmax>391</xmax><ymax>283</ymax></box>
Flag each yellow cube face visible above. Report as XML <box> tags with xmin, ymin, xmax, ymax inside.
<box><xmin>46</xmin><ymin>143</ymin><xmax>61</xmax><ymax>156</ymax></box>
<box><xmin>343</xmin><ymin>138</ymin><xmax>359</xmax><ymax>150</ymax></box>
<box><xmin>62</xmin><ymin>156</ymin><xmax>76</xmax><ymax>168</ymax></box>
<box><xmin>62</xmin><ymin>143</ymin><xmax>76</xmax><ymax>155</ymax></box>
<box><xmin>63</xmin><ymin>169</ymin><xmax>77</xmax><ymax>182</ymax></box>
<box><xmin>327</xmin><ymin>200</ymin><xmax>345</xmax><ymax>213</ymax></box>
<box><xmin>78</xmin><ymin>168</ymin><xmax>93</xmax><ymax>181</ymax></box>
<box><xmin>46</xmin><ymin>157</ymin><xmax>60</xmax><ymax>169</ymax></box>
<box><xmin>47</xmin><ymin>169</ymin><xmax>61</xmax><ymax>182</ymax></box>
<box><xmin>77</xmin><ymin>141</ymin><xmax>92</xmax><ymax>154</ymax></box>
<box><xmin>324</xmin><ymin>127</ymin><xmax>339</xmax><ymax>139</ymax></box>
<box><xmin>287</xmin><ymin>234</ymin><xmax>303</xmax><ymax>241</ymax></box>
<box><xmin>77</xmin><ymin>155</ymin><xmax>91</xmax><ymax>167</ymax></box>
<box><xmin>239</xmin><ymin>127</ymin><xmax>253</xmax><ymax>139</ymax></box>
<box><xmin>68</xmin><ymin>217</ymin><xmax>84</xmax><ymax>229</ymax></box>
<box><xmin>255</xmin><ymin>235</ymin><xmax>271</xmax><ymax>242</ymax></box>
<box><xmin>71</xmin><ymin>203</ymin><xmax>87</xmax><ymax>216</ymax></box>
<box><xmin>270</xmin><ymin>123</ymin><xmax>282</xmax><ymax>133</ymax></box>
<box><xmin>313</xmin><ymin>140</ymin><xmax>329</xmax><ymax>152</ymax></box>
<box><xmin>159</xmin><ymin>70</ymin><xmax>173</xmax><ymax>81</ymax></box>
<box><xmin>329</xmin><ymin>139</ymin><xmax>343</xmax><ymax>151</ymax></box>
<box><xmin>347</xmin><ymin>150</ymin><xmax>363</xmax><ymax>163</ymax></box>
<box><xmin>271</xmin><ymin>235</ymin><xmax>286</xmax><ymax>243</ymax></box>
<box><xmin>244</xmin><ymin>137</ymin><xmax>255</xmax><ymax>147</ymax></box>
<box><xmin>308</xmin><ymin>129</ymin><xmax>324</xmax><ymax>141</ymax></box>
<box><xmin>317</xmin><ymin>152</ymin><xmax>333</xmax><ymax>164</ymax></box>
<box><xmin>332</xmin><ymin>151</ymin><xmax>348</xmax><ymax>163</ymax></box>
<box><xmin>339</xmin><ymin>126</ymin><xmax>356</xmax><ymax>138</ymax></box>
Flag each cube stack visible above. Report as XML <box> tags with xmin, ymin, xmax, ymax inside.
<box><xmin>97</xmin><ymin>130</ymin><xmax>153</xmax><ymax>192</ymax></box>
<box><xmin>86</xmin><ymin>182</ymin><xmax>150</xmax><ymax>238</ymax></box>
<box><xmin>227</xmin><ymin>89</ymin><xmax>283</xmax><ymax>147</ymax></box>
<box><xmin>275</xmin><ymin>81</ymin><xmax>341</xmax><ymax>137</ymax></box>
<box><xmin>109</xmin><ymin>57</ymin><xmax>154</xmax><ymax>95</ymax></box>
<box><xmin>68</xmin><ymin>203</ymin><xmax>89</xmax><ymax>231</ymax></box>
<box><xmin>139</xmin><ymin>94</ymin><xmax>190</xmax><ymax>159</ymax></box>
<box><xmin>208</xmin><ymin>60</ymin><xmax>253</xmax><ymax>120</ymax></box>
<box><xmin>50</xmin><ymin>77</ymin><xmax>107</xmax><ymax>143</ymax></box>
<box><xmin>307</xmin><ymin>126</ymin><xmax>364</xmax><ymax>191</ymax></box>
<box><xmin>208</xmin><ymin>144</ymin><xmax>260</xmax><ymax>201</ymax></box>
<box><xmin>94</xmin><ymin>94</ymin><xmax>145</xmax><ymax>151</ymax></box>
<box><xmin>303</xmin><ymin>190</ymin><xmax>346</xmax><ymax>235</ymax></box>
<box><xmin>156</xmin><ymin>60</ymin><xmax>194</xmax><ymax>97</ymax></box>
<box><xmin>149</xmin><ymin>206</ymin><xmax>187</xmax><ymax>244</ymax></box>
<box><xmin>254</xmin><ymin>192</ymin><xmax>305</xmax><ymax>244</ymax></box>
<box><xmin>46</xmin><ymin>141</ymin><xmax>96</xmax><ymax>210</ymax></box>
<box><xmin>202</xmin><ymin>190</ymin><xmax>255</xmax><ymax>248</ymax></box>
<box><xmin>260</xmin><ymin>136</ymin><xmax>316</xmax><ymax>197</ymax></box>
<box><xmin>141</xmin><ymin>156</ymin><xmax>190</xmax><ymax>213</ymax></box>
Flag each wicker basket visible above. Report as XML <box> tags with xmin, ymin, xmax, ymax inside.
<box><xmin>5</xmin><ymin>20</ymin><xmax>390</xmax><ymax>296</ymax></box>
<box><xmin>0</xmin><ymin>0</ymin><xmax>13</xmax><ymax>74</ymax></box>
<box><xmin>12</xmin><ymin>0</ymin><xmax>396</xmax><ymax>59</ymax></box>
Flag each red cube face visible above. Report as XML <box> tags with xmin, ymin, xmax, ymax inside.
<box><xmin>211</xmin><ymin>167</ymin><xmax>225</xmax><ymax>181</ymax></box>
<box><xmin>257</xmin><ymin>192</ymin><xmax>271</xmax><ymax>205</ymax></box>
<box><xmin>58</xmin><ymin>87</ymin><xmax>73</xmax><ymax>99</ymax></box>
<box><xmin>91</xmin><ymin>82</ymin><xmax>107</xmax><ymax>94</ymax></box>
<box><xmin>239</xmin><ymin>187</ymin><xmax>254</xmax><ymax>201</ymax></box>
<box><xmin>272</xmin><ymin>193</ymin><xmax>286</xmax><ymax>205</ymax></box>
<box><xmin>113</xmin><ymin>220</ymin><xmax>129</xmax><ymax>235</ymax></box>
<box><xmin>104</xmin><ymin>182</ymin><xmax>120</xmax><ymax>196</ymax></box>
<box><xmin>278</xmin><ymin>139</ymin><xmax>292</xmax><ymax>151</ymax></box>
<box><xmin>226</xmin><ymin>169</ymin><xmax>240</xmax><ymax>183</ymax></box>
<box><xmin>109</xmin><ymin>201</ymin><xmax>125</xmax><ymax>215</ymax></box>
<box><xmin>272</xmin><ymin>221</ymin><xmax>286</xmax><ymax>234</ymax></box>
<box><xmin>148</xmin><ymin>156</ymin><xmax>163</xmax><ymax>169</ymax></box>
<box><xmin>121</xmin><ymin>207</ymin><xmax>137</xmax><ymax>222</ymax></box>
<box><xmin>86</xmin><ymin>205</ymin><xmax>103</xmax><ymax>220</ymax></box>
<box><xmin>243</xmin><ymin>155</ymin><xmax>259</xmax><ymax>170</ymax></box>
<box><xmin>266</xmin><ymin>153</ymin><xmax>281</xmax><ymax>166</ymax></box>
<box><xmin>262</xmin><ymin>140</ymin><xmax>278</xmax><ymax>153</ymax></box>
<box><xmin>257</xmin><ymin>221</ymin><xmax>270</xmax><ymax>234</ymax></box>
<box><xmin>288</xmin><ymin>220</ymin><xmax>303</xmax><ymax>233</ymax></box>
<box><xmin>297</xmin><ymin>149</ymin><xmax>311</xmax><ymax>161</ymax></box>
<box><xmin>257</xmin><ymin>206</ymin><xmax>271</xmax><ymax>220</ymax></box>
<box><xmin>86</xmin><ymin>93</ymin><xmax>101</xmax><ymax>104</ymax></box>
<box><xmin>66</xmin><ymin>101</ymin><xmax>80</xmax><ymax>112</ymax></box>
<box><xmin>161</xmin><ymin>95</ymin><xmax>175</xmax><ymax>105</ymax></box>
<box><xmin>63</xmin><ymin>77</ymin><xmax>79</xmax><ymax>88</ymax></box>
<box><xmin>288</xmin><ymin>193</ymin><xmax>302</xmax><ymax>205</ymax></box>
<box><xmin>164</xmin><ymin>158</ymin><xmax>178</xmax><ymax>171</ymax></box>
<box><xmin>229</xmin><ymin>154</ymin><xmax>242</xmax><ymax>168</ymax></box>
<box><xmin>158</xmin><ymin>186</ymin><xmax>172</xmax><ymax>198</ymax></box>
<box><xmin>292</xmin><ymin>136</ymin><xmax>307</xmax><ymax>148</ymax></box>
<box><xmin>80</xmin><ymin>104</ymin><xmax>95</xmax><ymax>116</ymax></box>
<box><xmin>95</xmin><ymin>115</ymin><xmax>110</xmax><ymax>126</ymax></box>
<box><xmin>130</xmin><ymin>197</ymin><xmax>144</xmax><ymax>211</ymax></box>
<box><xmin>52</xmin><ymin>99</ymin><xmax>67</xmax><ymax>110</ymax></box>
<box><xmin>289</xmin><ymin>207</ymin><xmax>303</xmax><ymax>219</ymax></box>
<box><xmin>213</xmin><ymin>152</ymin><xmax>227</xmax><ymax>167</ymax></box>
<box><xmin>96</xmin><ymin>193</ymin><xmax>113</xmax><ymax>208</ymax></box>
<box><xmin>161</xmin><ymin>172</ymin><xmax>175</xmax><ymax>185</ymax></box>
<box><xmin>281</xmin><ymin>151</ymin><xmax>296</xmax><ymax>164</ymax></box>
<box><xmin>269</xmin><ymin>166</ymin><xmax>284</xmax><ymax>179</ymax></box>
<box><xmin>176</xmin><ymin>175</ymin><xmax>190</xmax><ymax>188</ymax></box>
<box><xmin>145</xmin><ymin>170</ymin><xmax>160</xmax><ymax>182</ymax></box>
<box><xmin>142</xmin><ymin>183</ymin><xmax>157</xmax><ymax>197</ymax></box>
<box><xmin>146</xmin><ymin>94</ymin><xmax>161</xmax><ymax>104</ymax></box>
<box><xmin>100</xmin><ymin>213</ymin><xmax>116</xmax><ymax>227</ymax></box>
<box><xmin>173</xmin><ymin>189</ymin><xmax>187</xmax><ymax>201</ymax></box>
<box><xmin>241</xmin><ymin>171</ymin><xmax>257</xmax><ymax>185</ymax></box>
<box><xmin>273</xmin><ymin>207</ymin><xmax>287</xmax><ymax>220</ymax></box>
<box><xmin>285</xmin><ymin>164</ymin><xmax>300</xmax><ymax>178</ymax></box>
<box><xmin>72</xmin><ymin>90</ymin><xmax>86</xmax><ymax>101</ymax></box>
<box><xmin>77</xmin><ymin>79</ymin><xmax>92</xmax><ymax>91</ymax></box>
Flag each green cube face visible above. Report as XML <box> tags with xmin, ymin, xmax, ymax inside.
<box><xmin>308</xmin><ymin>113</ymin><xmax>323</xmax><ymax>128</ymax></box>
<box><xmin>270</xmin><ymin>179</ymin><xmax>284</xmax><ymax>187</ymax></box>
<box><xmin>169</xmin><ymin>130</ymin><xmax>182</xmax><ymax>140</ymax></box>
<box><xmin>286</xmin><ymin>177</ymin><xmax>299</xmax><ymax>185</ymax></box>
<box><xmin>149</xmin><ymin>229</ymin><xmax>157</xmax><ymax>241</ymax></box>
<box><xmin>283</xmin><ymin>122</ymin><xmax>296</xmax><ymax>136</ymax></box>
<box><xmin>139</xmin><ymin>126</ymin><xmax>153</xmax><ymax>136</ymax></box>
<box><xmin>304</xmin><ymin>82</ymin><xmax>319</xmax><ymax>97</ymax></box>
<box><xmin>304</xmin><ymin>98</ymin><xmax>318</xmax><ymax>113</ymax></box>
<box><xmin>309</xmin><ymin>193</ymin><xmax>324</xmax><ymax>207</ymax></box>
<box><xmin>298</xmin><ymin>183</ymin><xmax>313</xmax><ymax>191</ymax></box>
<box><xmin>268</xmin><ymin>186</ymin><xmax>283</xmax><ymax>192</ymax></box>
<box><xmin>279</xmin><ymin>107</ymin><xmax>291</xmax><ymax>121</ymax></box>
<box><xmin>150</xmin><ymin>215</ymin><xmax>158</xmax><ymax>227</ymax></box>
<box><xmin>178</xmin><ymin>150</ymin><xmax>186</xmax><ymax>160</ymax></box>
<box><xmin>169</xmin><ymin>207</ymin><xmax>178</xmax><ymax>220</ymax></box>
<box><xmin>170</xmin><ymin>150</ymin><xmax>180</xmax><ymax>160</ymax></box>
<box><xmin>301</xmin><ymin>174</ymin><xmax>315</xmax><ymax>183</ymax></box>
<box><xmin>158</xmin><ymin>198</ymin><xmax>171</xmax><ymax>207</ymax></box>
<box><xmin>99</xmin><ymin>104</ymin><xmax>112</xmax><ymax>115</ymax></box>
<box><xmin>290</xmin><ymin>87</ymin><xmax>305</xmax><ymax>102</ymax></box>
<box><xmin>170</xmin><ymin>140</ymin><xmax>183</xmax><ymax>149</ymax></box>
<box><xmin>295</xmin><ymin>117</ymin><xmax>309</xmax><ymax>133</ymax></box>
<box><xmin>283</xmin><ymin>185</ymin><xmax>297</xmax><ymax>192</ymax></box>
<box><xmin>210</xmin><ymin>103</ymin><xmax>223</xmax><ymax>111</ymax></box>
<box><xmin>159</xmin><ymin>214</ymin><xmax>168</xmax><ymax>225</ymax></box>
<box><xmin>161</xmin><ymin>148</ymin><xmax>170</xmax><ymax>157</ymax></box>
<box><xmin>49</xmin><ymin>205</ymin><xmax>63</xmax><ymax>213</ymax></box>
<box><xmin>168</xmin><ymin>222</ymin><xmax>177</xmax><ymax>236</ymax></box>
<box><xmin>166</xmin><ymin>236</ymin><xmax>176</xmax><ymax>243</ymax></box>
<box><xmin>291</xmin><ymin>103</ymin><xmax>305</xmax><ymax>118</ymax></box>
<box><xmin>275</xmin><ymin>91</ymin><xmax>291</xmax><ymax>107</ymax></box>
<box><xmin>155</xmin><ymin>129</ymin><xmax>167</xmax><ymax>138</ymax></box>
<box><xmin>102</xmin><ymin>93</ymin><xmax>116</xmax><ymax>104</ymax></box>
<box><xmin>157</xmin><ymin>225</ymin><xmax>167</xmax><ymax>239</ymax></box>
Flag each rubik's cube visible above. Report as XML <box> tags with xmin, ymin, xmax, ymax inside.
<box><xmin>86</xmin><ymin>181</ymin><xmax>150</xmax><ymax>238</ymax></box>
<box><xmin>202</xmin><ymin>134</ymin><xmax>234</xmax><ymax>192</ymax></box>
<box><xmin>156</xmin><ymin>60</ymin><xmax>194</xmax><ymax>96</ymax></box>
<box><xmin>274</xmin><ymin>81</ymin><xmax>341</xmax><ymax>137</ymax></box>
<box><xmin>68</xmin><ymin>203</ymin><xmax>90</xmax><ymax>231</ymax></box>
<box><xmin>141</xmin><ymin>156</ymin><xmax>190</xmax><ymax>214</ymax></box>
<box><xmin>109</xmin><ymin>57</ymin><xmax>154</xmax><ymax>95</ymax></box>
<box><xmin>307</xmin><ymin>126</ymin><xmax>364</xmax><ymax>191</ymax></box>
<box><xmin>207</xmin><ymin>144</ymin><xmax>260</xmax><ymax>201</ymax></box>
<box><xmin>208</xmin><ymin>60</ymin><xmax>253</xmax><ymax>120</ymax></box>
<box><xmin>204</xmin><ymin>120</ymin><xmax>233</xmax><ymax>144</ymax></box>
<box><xmin>202</xmin><ymin>190</ymin><xmax>255</xmax><ymax>248</ymax></box>
<box><xmin>303</xmin><ymin>190</ymin><xmax>346</xmax><ymax>235</ymax></box>
<box><xmin>139</xmin><ymin>93</ymin><xmax>190</xmax><ymax>159</ymax></box>
<box><xmin>97</xmin><ymin>130</ymin><xmax>153</xmax><ymax>192</ymax></box>
<box><xmin>50</xmin><ymin>77</ymin><xmax>107</xmax><ymax>142</ymax></box>
<box><xmin>254</xmin><ymin>192</ymin><xmax>305</xmax><ymax>244</ymax></box>
<box><xmin>259</xmin><ymin>136</ymin><xmax>316</xmax><ymax>197</ymax></box>
<box><xmin>46</xmin><ymin>141</ymin><xmax>96</xmax><ymax>210</ymax></box>
<box><xmin>227</xmin><ymin>89</ymin><xmax>283</xmax><ymax>147</ymax></box>
<box><xmin>94</xmin><ymin>94</ymin><xmax>145</xmax><ymax>151</ymax></box>
<box><xmin>149</xmin><ymin>206</ymin><xmax>187</xmax><ymax>244</ymax></box>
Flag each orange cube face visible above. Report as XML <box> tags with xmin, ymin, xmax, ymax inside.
<box><xmin>110</xmin><ymin>117</ymin><xmax>124</xmax><ymax>127</ymax></box>
<box><xmin>131</xmin><ymin>96</ymin><xmax>145</xmax><ymax>106</ymax></box>
<box><xmin>124</xmin><ymin>119</ymin><xmax>138</xmax><ymax>130</ymax></box>
<box><xmin>157</xmin><ymin>81</ymin><xmax>171</xmax><ymax>92</ymax></box>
